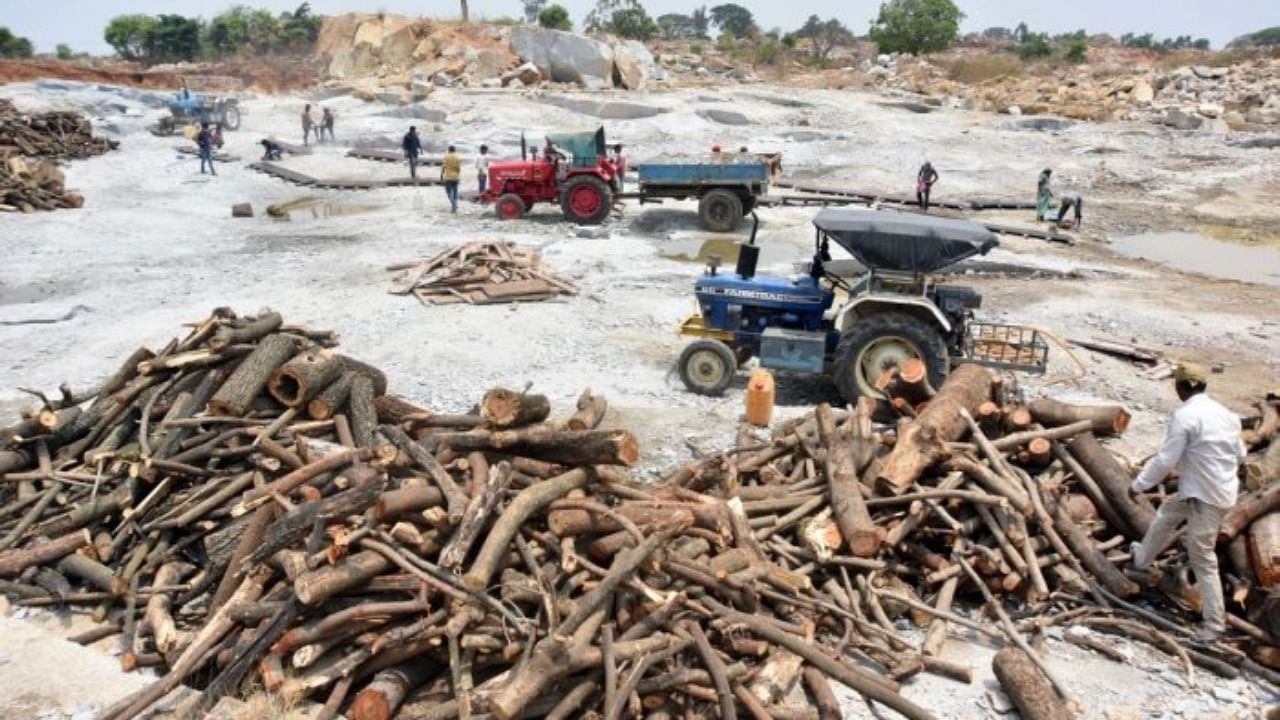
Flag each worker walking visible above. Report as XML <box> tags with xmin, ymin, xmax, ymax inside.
<box><xmin>321</xmin><ymin>107</ymin><xmax>335</xmax><ymax>142</ymax></box>
<box><xmin>1129</xmin><ymin>362</ymin><xmax>1245</xmax><ymax>642</ymax></box>
<box><xmin>302</xmin><ymin>104</ymin><xmax>315</xmax><ymax>146</ymax></box>
<box><xmin>1036</xmin><ymin>168</ymin><xmax>1054</xmax><ymax>221</ymax></box>
<box><xmin>475</xmin><ymin>145</ymin><xmax>490</xmax><ymax>195</ymax></box>
<box><xmin>441</xmin><ymin>145</ymin><xmax>462</xmax><ymax>213</ymax></box>
<box><xmin>196</xmin><ymin>123</ymin><xmax>216</xmax><ymax>176</ymax></box>
<box><xmin>916</xmin><ymin>161</ymin><xmax>939</xmax><ymax>213</ymax></box>
<box><xmin>402</xmin><ymin>126</ymin><xmax>422</xmax><ymax>180</ymax></box>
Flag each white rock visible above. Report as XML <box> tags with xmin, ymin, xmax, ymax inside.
<box><xmin>1006</xmin><ymin>105</ymin><xmax>1023</xmax><ymax>116</ymax></box>
<box><xmin>1196</xmin><ymin>102</ymin><xmax>1223</xmax><ymax>118</ymax></box>
<box><xmin>986</xmin><ymin>688</ymin><xmax>1015</xmax><ymax>714</ymax></box>
<box><xmin>1131</xmin><ymin>79</ymin><xmax>1155</xmax><ymax>103</ymax></box>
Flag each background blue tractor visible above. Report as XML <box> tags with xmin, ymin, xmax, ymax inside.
<box><xmin>675</xmin><ymin>209</ymin><xmax>1048</xmax><ymax>402</ymax></box>
<box><xmin>154</xmin><ymin>85</ymin><xmax>241</xmax><ymax>136</ymax></box>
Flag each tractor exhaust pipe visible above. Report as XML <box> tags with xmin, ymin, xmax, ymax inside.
<box><xmin>735</xmin><ymin>212</ymin><xmax>760</xmax><ymax>280</ymax></box>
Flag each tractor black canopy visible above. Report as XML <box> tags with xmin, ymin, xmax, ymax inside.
<box><xmin>813</xmin><ymin>209</ymin><xmax>999</xmax><ymax>273</ymax></box>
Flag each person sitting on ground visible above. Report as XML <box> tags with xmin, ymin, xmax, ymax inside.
<box><xmin>1056</xmin><ymin>193</ymin><xmax>1084</xmax><ymax>230</ymax></box>
<box><xmin>260</xmin><ymin>139</ymin><xmax>283</xmax><ymax>161</ymax></box>
<box><xmin>916</xmin><ymin>161</ymin><xmax>939</xmax><ymax>213</ymax></box>
<box><xmin>1036</xmin><ymin>168</ymin><xmax>1054</xmax><ymax>221</ymax></box>
<box><xmin>1129</xmin><ymin>362</ymin><xmax>1244</xmax><ymax>642</ymax></box>
<box><xmin>476</xmin><ymin>145</ymin><xmax>490</xmax><ymax>195</ymax></box>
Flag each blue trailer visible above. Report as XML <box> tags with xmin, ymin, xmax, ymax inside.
<box><xmin>634</xmin><ymin>153</ymin><xmax>778</xmax><ymax>231</ymax></box>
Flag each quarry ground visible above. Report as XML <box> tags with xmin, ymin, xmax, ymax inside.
<box><xmin>0</xmin><ymin>79</ymin><xmax>1277</xmax><ymax>718</ymax></box>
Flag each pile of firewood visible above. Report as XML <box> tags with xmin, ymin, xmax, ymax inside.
<box><xmin>387</xmin><ymin>241</ymin><xmax>576</xmax><ymax>306</ymax></box>
<box><xmin>0</xmin><ymin>312</ymin><xmax>1277</xmax><ymax>720</ymax></box>
<box><xmin>0</xmin><ymin>98</ymin><xmax>119</xmax><ymax>161</ymax></box>
<box><xmin>0</xmin><ymin>99</ymin><xmax>117</xmax><ymax>212</ymax></box>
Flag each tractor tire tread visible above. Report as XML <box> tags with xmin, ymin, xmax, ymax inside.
<box><xmin>832</xmin><ymin>311</ymin><xmax>947</xmax><ymax>405</ymax></box>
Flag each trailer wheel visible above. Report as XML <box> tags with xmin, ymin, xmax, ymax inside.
<box><xmin>699</xmin><ymin>190</ymin><xmax>743</xmax><ymax>232</ymax></box>
<box><xmin>832</xmin><ymin>312</ymin><xmax>947</xmax><ymax>405</ymax></box>
<box><xmin>677</xmin><ymin>340</ymin><xmax>737</xmax><ymax>396</ymax></box>
<box><xmin>496</xmin><ymin>193</ymin><xmax>526</xmax><ymax>220</ymax></box>
<box><xmin>560</xmin><ymin>175</ymin><xmax>612</xmax><ymax>225</ymax></box>
<box><xmin>219</xmin><ymin>103</ymin><xmax>241</xmax><ymax>131</ymax></box>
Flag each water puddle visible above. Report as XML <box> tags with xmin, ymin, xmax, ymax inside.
<box><xmin>658</xmin><ymin>236</ymin><xmax>794</xmax><ymax>268</ymax></box>
<box><xmin>267</xmin><ymin>196</ymin><xmax>381</xmax><ymax>221</ymax></box>
<box><xmin>1111</xmin><ymin>231</ymin><xmax>1280</xmax><ymax>288</ymax></box>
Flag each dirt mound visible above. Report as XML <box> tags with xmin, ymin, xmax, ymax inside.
<box><xmin>0</xmin><ymin>57</ymin><xmax>320</xmax><ymax>94</ymax></box>
<box><xmin>0</xmin><ymin>59</ymin><xmax>179</xmax><ymax>89</ymax></box>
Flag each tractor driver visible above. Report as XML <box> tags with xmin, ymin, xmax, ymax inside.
<box><xmin>544</xmin><ymin>139</ymin><xmax>567</xmax><ymax>181</ymax></box>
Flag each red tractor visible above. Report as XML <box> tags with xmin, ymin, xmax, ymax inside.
<box><xmin>481</xmin><ymin>127</ymin><xmax>619</xmax><ymax>225</ymax></box>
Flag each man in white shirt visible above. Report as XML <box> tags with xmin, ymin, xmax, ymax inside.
<box><xmin>476</xmin><ymin>145</ymin><xmax>490</xmax><ymax>195</ymax></box>
<box><xmin>1130</xmin><ymin>362</ymin><xmax>1245</xmax><ymax>640</ymax></box>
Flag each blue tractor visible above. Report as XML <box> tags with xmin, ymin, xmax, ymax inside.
<box><xmin>675</xmin><ymin>209</ymin><xmax>1048</xmax><ymax>402</ymax></box>
<box><xmin>154</xmin><ymin>85</ymin><xmax>241</xmax><ymax>136</ymax></box>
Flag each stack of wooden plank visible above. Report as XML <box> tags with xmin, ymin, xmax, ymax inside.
<box><xmin>387</xmin><ymin>241</ymin><xmax>576</xmax><ymax>306</ymax></box>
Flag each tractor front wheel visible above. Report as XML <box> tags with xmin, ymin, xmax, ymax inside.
<box><xmin>560</xmin><ymin>175</ymin><xmax>612</xmax><ymax>225</ymax></box>
<box><xmin>496</xmin><ymin>193</ymin><xmax>526</xmax><ymax>220</ymax></box>
<box><xmin>677</xmin><ymin>340</ymin><xmax>737</xmax><ymax>396</ymax></box>
<box><xmin>832</xmin><ymin>312</ymin><xmax>947</xmax><ymax>405</ymax></box>
<box><xmin>698</xmin><ymin>189</ymin><xmax>743</xmax><ymax>232</ymax></box>
<box><xmin>220</xmin><ymin>103</ymin><xmax>241</xmax><ymax>131</ymax></box>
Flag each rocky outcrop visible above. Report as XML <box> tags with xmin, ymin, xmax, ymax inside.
<box><xmin>613</xmin><ymin>40</ymin><xmax>659</xmax><ymax>90</ymax></box>
<box><xmin>698</xmin><ymin>108</ymin><xmax>751</xmax><ymax>125</ymax></box>
<box><xmin>511</xmin><ymin>26</ymin><xmax>615</xmax><ymax>89</ymax></box>
<box><xmin>540</xmin><ymin>96</ymin><xmax>666</xmax><ymax>119</ymax></box>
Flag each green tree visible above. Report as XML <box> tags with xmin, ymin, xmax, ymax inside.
<box><xmin>709</xmin><ymin>4</ymin><xmax>756</xmax><ymax>38</ymax></box>
<box><xmin>1064</xmin><ymin>37</ymin><xmax>1088</xmax><ymax>62</ymax></box>
<box><xmin>868</xmin><ymin>0</ymin><xmax>963</xmax><ymax>54</ymax></box>
<box><xmin>657</xmin><ymin>13</ymin><xmax>698</xmax><ymax>39</ymax></box>
<box><xmin>145</xmin><ymin>14</ymin><xmax>202</xmax><ymax>62</ymax></box>
<box><xmin>609</xmin><ymin>6</ymin><xmax>657</xmax><ymax>39</ymax></box>
<box><xmin>204</xmin><ymin>7</ymin><xmax>279</xmax><ymax>57</ymax></box>
<box><xmin>522</xmin><ymin>0</ymin><xmax>548</xmax><ymax>23</ymax></box>
<box><xmin>691</xmin><ymin>7</ymin><xmax>710</xmax><ymax>38</ymax></box>
<box><xmin>0</xmin><ymin>28</ymin><xmax>34</xmax><ymax>58</ymax></box>
<box><xmin>276</xmin><ymin>3</ymin><xmax>322</xmax><ymax>50</ymax></box>
<box><xmin>794</xmin><ymin>15</ymin><xmax>854</xmax><ymax>61</ymax></box>
<box><xmin>538</xmin><ymin>4</ymin><xmax>572</xmax><ymax>30</ymax></box>
<box><xmin>104</xmin><ymin>14</ymin><xmax>158</xmax><ymax>60</ymax></box>
<box><xmin>55</xmin><ymin>43</ymin><xmax>73</xmax><ymax>59</ymax></box>
<box><xmin>1015</xmin><ymin>32</ymin><xmax>1051</xmax><ymax>59</ymax></box>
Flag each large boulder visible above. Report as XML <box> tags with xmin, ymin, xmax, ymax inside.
<box><xmin>379</xmin><ymin>104</ymin><xmax>448</xmax><ymax>122</ymax></box>
<box><xmin>510</xmin><ymin>26</ymin><xmax>615</xmax><ymax>89</ymax></box>
<box><xmin>1163</xmin><ymin>107</ymin><xmax>1203</xmax><ymax>130</ymax></box>
<box><xmin>698</xmin><ymin>108</ymin><xmax>751</xmax><ymax>125</ymax></box>
<box><xmin>612</xmin><ymin>39</ymin><xmax>658</xmax><ymax>90</ymax></box>
<box><xmin>1130</xmin><ymin>80</ymin><xmax>1155</xmax><ymax>104</ymax></box>
<box><xmin>503</xmin><ymin>62</ymin><xmax>543</xmax><ymax>87</ymax></box>
<box><xmin>541</xmin><ymin>96</ymin><xmax>666</xmax><ymax>119</ymax></box>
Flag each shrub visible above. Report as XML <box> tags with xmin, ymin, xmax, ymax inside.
<box><xmin>1015</xmin><ymin>32</ymin><xmax>1052</xmax><ymax>59</ymax></box>
<box><xmin>55</xmin><ymin>44</ymin><xmax>73</xmax><ymax>60</ymax></box>
<box><xmin>690</xmin><ymin>41</ymin><xmax>704</xmax><ymax>54</ymax></box>
<box><xmin>1064</xmin><ymin>38</ymin><xmax>1088</xmax><ymax>63</ymax></box>
<box><xmin>947</xmin><ymin>54</ymin><xmax>1022</xmax><ymax>83</ymax></box>
<box><xmin>716</xmin><ymin>31</ymin><xmax>736</xmax><ymax>51</ymax></box>
<box><xmin>538</xmin><ymin>4</ymin><xmax>572</xmax><ymax>30</ymax></box>
<box><xmin>868</xmin><ymin>0</ymin><xmax>963</xmax><ymax>55</ymax></box>
<box><xmin>0</xmin><ymin>27</ymin><xmax>34</xmax><ymax>58</ymax></box>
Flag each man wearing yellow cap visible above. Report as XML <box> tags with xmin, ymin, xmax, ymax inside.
<box><xmin>1129</xmin><ymin>362</ymin><xmax>1245</xmax><ymax>641</ymax></box>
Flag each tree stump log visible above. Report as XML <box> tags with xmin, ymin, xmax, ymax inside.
<box><xmin>269</xmin><ymin>350</ymin><xmax>342</xmax><ymax>408</ymax></box>
<box><xmin>1029</xmin><ymin>398</ymin><xmax>1131</xmax><ymax>437</ymax></box>
<box><xmin>1065</xmin><ymin>433</ymin><xmax>1155</xmax><ymax>539</ymax></box>
<box><xmin>992</xmin><ymin>647</ymin><xmax>1072</xmax><ymax>720</ymax></box>
<box><xmin>480</xmin><ymin>388</ymin><xmax>552</xmax><ymax>428</ymax></box>
<box><xmin>208</xmin><ymin>334</ymin><xmax>299</xmax><ymax>417</ymax></box>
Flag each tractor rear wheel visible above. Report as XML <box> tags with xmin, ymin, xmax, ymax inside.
<box><xmin>699</xmin><ymin>189</ymin><xmax>743</xmax><ymax>232</ymax></box>
<box><xmin>560</xmin><ymin>175</ymin><xmax>612</xmax><ymax>225</ymax></box>
<box><xmin>496</xmin><ymin>193</ymin><xmax>526</xmax><ymax>220</ymax></box>
<box><xmin>677</xmin><ymin>340</ymin><xmax>737</xmax><ymax>396</ymax></box>
<box><xmin>832</xmin><ymin>312</ymin><xmax>947</xmax><ymax>405</ymax></box>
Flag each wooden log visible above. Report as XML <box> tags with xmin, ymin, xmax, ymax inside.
<box><xmin>269</xmin><ymin>349</ymin><xmax>342</xmax><ymax>408</ymax></box>
<box><xmin>308</xmin><ymin>372</ymin><xmax>354</xmax><ymax>420</ymax></box>
<box><xmin>246</xmin><ymin>480</ymin><xmax>382</xmax><ymax>566</ymax></box>
<box><xmin>348</xmin><ymin>375</ymin><xmax>377</xmax><ymax>449</ymax></box>
<box><xmin>209</xmin><ymin>311</ymin><xmax>283</xmax><ymax>351</ymax></box>
<box><xmin>992</xmin><ymin>647</ymin><xmax>1072</xmax><ymax>720</ymax></box>
<box><xmin>816</xmin><ymin>402</ymin><xmax>879</xmax><ymax>557</ymax></box>
<box><xmin>143</xmin><ymin>562</ymin><xmax>192</xmax><ymax>655</ymax></box>
<box><xmin>802</xmin><ymin>666</ymin><xmax>842</xmax><ymax>720</ymax></box>
<box><xmin>877</xmin><ymin>364</ymin><xmax>993</xmax><ymax>496</ymax></box>
<box><xmin>922</xmin><ymin>576</ymin><xmax>958</xmax><ymax>657</ymax></box>
<box><xmin>462</xmin><ymin>468</ymin><xmax>593</xmax><ymax>592</ymax></box>
<box><xmin>373</xmin><ymin>485</ymin><xmax>445</xmax><ymax>521</ymax></box>
<box><xmin>57</xmin><ymin>552</ymin><xmax>125</xmax><ymax>595</ymax></box>
<box><xmin>0</xmin><ymin>529</ymin><xmax>90</xmax><ymax>576</ymax></box>
<box><xmin>335</xmin><ymin>355</ymin><xmax>388</xmax><ymax>396</ymax></box>
<box><xmin>1245</xmin><ymin>441</ymin><xmax>1280</xmax><ymax>492</ymax></box>
<box><xmin>1045</xmin><ymin>492</ymin><xmax>1139</xmax><ymax>597</ymax></box>
<box><xmin>439</xmin><ymin>462</ymin><xmax>512</xmax><ymax>569</ymax></box>
<box><xmin>295</xmin><ymin>549</ymin><xmax>392</xmax><ymax>605</ymax></box>
<box><xmin>1066</xmin><ymin>433</ymin><xmax>1155</xmax><ymax>538</ymax></box>
<box><xmin>438</xmin><ymin>427</ymin><xmax>639</xmax><ymax>467</ymax></box>
<box><xmin>373</xmin><ymin>394</ymin><xmax>431</xmax><ymax>425</ymax></box>
<box><xmin>209</xmin><ymin>504</ymin><xmax>274</xmax><ymax>614</ymax></box>
<box><xmin>207</xmin><ymin>334</ymin><xmax>298</xmax><ymax>416</ymax></box>
<box><xmin>548</xmin><ymin>502</ymin><xmax>698</xmax><ymax>537</ymax></box>
<box><xmin>898</xmin><ymin>358</ymin><xmax>937</xmax><ymax>402</ymax></box>
<box><xmin>1029</xmin><ymin>398</ymin><xmax>1131</xmax><ymax>437</ymax></box>
<box><xmin>480</xmin><ymin>388</ymin><xmax>552</xmax><ymax>428</ymax></box>
<box><xmin>351</xmin><ymin>659</ymin><xmax>440</xmax><ymax>720</ymax></box>
<box><xmin>235</xmin><ymin>448</ymin><xmax>371</xmax><ymax>513</ymax></box>
<box><xmin>564</xmin><ymin>390</ymin><xmax>607</xmax><ymax>431</ymax></box>
<box><xmin>0</xmin><ymin>448</ymin><xmax>31</xmax><ymax>474</ymax></box>
<box><xmin>1220</xmin><ymin>481</ymin><xmax>1280</xmax><ymax>542</ymax></box>
<box><xmin>1248</xmin><ymin>511</ymin><xmax>1280</xmax><ymax>586</ymax></box>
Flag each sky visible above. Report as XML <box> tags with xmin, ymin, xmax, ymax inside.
<box><xmin>2</xmin><ymin>0</ymin><xmax>1274</xmax><ymax>55</ymax></box>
